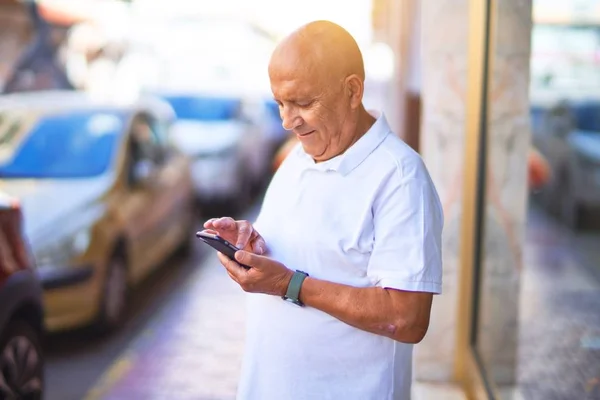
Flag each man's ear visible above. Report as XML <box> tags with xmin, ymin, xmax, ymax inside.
<box><xmin>345</xmin><ymin>74</ymin><xmax>364</xmax><ymax>109</ymax></box>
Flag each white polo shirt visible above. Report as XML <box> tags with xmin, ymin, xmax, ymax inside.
<box><xmin>238</xmin><ymin>111</ymin><xmax>443</xmax><ymax>400</ymax></box>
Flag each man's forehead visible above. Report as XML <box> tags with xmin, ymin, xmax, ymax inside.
<box><xmin>269</xmin><ymin>55</ymin><xmax>323</xmax><ymax>97</ymax></box>
<box><xmin>270</xmin><ymin>76</ymin><xmax>319</xmax><ymax>100</ymax></box>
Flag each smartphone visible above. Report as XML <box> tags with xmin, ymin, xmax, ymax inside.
<box><xmin>195</xmin><ymin>231</ymin><xmax>250</xmax><ymax>269</ymax></box>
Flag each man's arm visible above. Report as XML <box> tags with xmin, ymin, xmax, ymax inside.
<box><xmin>298</xmin><ymin>277</ymin><xmax>433</xmax><ymax>344</ymax></box>
<box><xmin>296</xmin><ymin>173</ymin><xmax>441</xmax><ymax>344</ymax></box>
<box><xmin>223</xmin><ymin>250</ymin><xmax>434</xmax><ymax>344</ymax></box>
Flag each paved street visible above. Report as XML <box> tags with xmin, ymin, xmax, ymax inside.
<box><xmin>44</xmin><ymin>202</ymin><xmax>600</xmax><ymax>400</ymax></box>
<box><xmin>519</xmin><ymin>206</ymin><xmax>600</xmax><ymax>400</ymax></box>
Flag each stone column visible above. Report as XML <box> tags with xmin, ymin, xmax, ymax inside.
<box><xmin>415</xmin><ymin>0</ymin><xmax>532</xmax><ymax>390</ymax></box>
<box><xmin>415</xmin><ymin>0</ymin><xmax>470</xmax><ymax>382</ymax></box>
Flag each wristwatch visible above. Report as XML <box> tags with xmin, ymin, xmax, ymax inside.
<box><xmin>282</xmin><ymin>270</ymin><xmax>309</xmax><ymax>306</ymax></box>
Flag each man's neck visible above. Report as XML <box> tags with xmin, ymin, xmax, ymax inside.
<box><xmin>313</xmin><ymin>107</ymin><xmax>377</xmax><ymax>163</ymax></box>
<box><xmin>346</xmin><ymin>107</ymin><xmax>376</xmax><ymax>150</ymax></box>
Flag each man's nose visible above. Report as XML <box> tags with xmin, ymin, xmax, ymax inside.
<box><xmin>280</xmin><ymin>106</ymin><xmax>302</xmax><ymax>131</ymax></box>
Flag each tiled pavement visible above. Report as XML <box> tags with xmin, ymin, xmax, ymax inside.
<box><xmin>519</xmin><ymin>207</ymin><xmax>600</xmax><ymax>400</ymax></box>
<box><xmin>82</xmin><ymin>205</ymin><xmax>600</xmax><ymax>400</ymax></box>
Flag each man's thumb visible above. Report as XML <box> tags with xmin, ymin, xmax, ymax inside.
<box><xmin>235</xmin><ymin>250</ymin><xmax>262</xmax><ymax>267</ymax></box>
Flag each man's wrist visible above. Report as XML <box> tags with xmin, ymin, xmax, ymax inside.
<box><xmin>278</xmin><ymin>269</ymin><xmax>294</xmax><ymax>297</ymax></box>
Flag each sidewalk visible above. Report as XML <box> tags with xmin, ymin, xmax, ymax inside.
<box><xmin>518</xmin><ymin>207</ymin><xmax>600</xmax><ymax>400</ymax></box>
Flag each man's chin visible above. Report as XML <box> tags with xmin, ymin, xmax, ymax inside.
<box><xmin>299</xmin><ymin>143</ymin><xmax>327</xmax><ymax>161</ymax></box>
<box><xmin>299</xmin><ymin>142</ymin><xmax>316</xmax><ymax>157</ymax></box>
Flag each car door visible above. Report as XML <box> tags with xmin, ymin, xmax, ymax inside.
<box><xmin>143</xmin><ymin>112</ymin><xmax>194</xmax><ymax>261</ymax></box>
<box><xmin>123</xmin><ymin>112</ymin><xmax>192</xmax><ymax>283</ymax></box>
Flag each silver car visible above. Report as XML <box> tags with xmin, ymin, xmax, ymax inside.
<box><xmin>162</xmin><ymin>91</ymin><xmax>274</xmax><ymax>211</ymax></box>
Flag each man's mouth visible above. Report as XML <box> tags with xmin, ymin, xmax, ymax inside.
<box><xmin>296</xmin><ymin>130</ymin><xmax>315</xmax><ymax>137</ymax></box>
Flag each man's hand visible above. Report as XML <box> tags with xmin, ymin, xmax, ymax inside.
<box><xmin>217</xmin><ymin>250</ymin><xmax>293</xmax><ymax>297</ymax></box>
<box><xmin>203</xmin><ymin>217</ymin><xmax>266</xmax><ymax>254</ymax></box>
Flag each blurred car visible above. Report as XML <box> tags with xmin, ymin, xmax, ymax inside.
<box><xmin>532</xmin><ymin>100</ymin><xmax>600</xmax><ymax>229</ymax></box>
<box><xmin>123</xmin><ymin>16</ymin><xmax>286</xmax><ymax>208</ymax></box>
<box><xmin>0</xmin><ymin>90</ymin><xmax>195</xmax><ymax>333</ymax></box>
<box><xmin>157</xmin><ymin>90</ymin><xmax>274</xmax><ymax>211</ymax></box>
<box><xmin>0</xmin><ymin>192</ymin><xmax>45</xmax><ymax>399</ymax></box>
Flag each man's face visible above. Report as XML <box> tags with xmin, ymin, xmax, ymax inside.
<box><xmin>269</xmin><ymin>56</ymin><xmax>351</xmax><ymax>162</ymax></box>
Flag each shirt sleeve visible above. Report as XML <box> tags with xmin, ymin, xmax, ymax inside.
<box><xmin>366</xmin><ymin>174</ymin><xmax>444</xmax><ymax>294</ymax></box>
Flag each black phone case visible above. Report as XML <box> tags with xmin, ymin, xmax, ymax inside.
<box><xmin>195</xmin><ymin>232</ymin><xmax>251</xmax><ymax>269</ymax></box>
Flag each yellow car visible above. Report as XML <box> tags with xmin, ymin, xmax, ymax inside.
<box><xmin>0</xmin><ymin>91</ymin><xmax>196</xmax><ymax>333</ymax></box>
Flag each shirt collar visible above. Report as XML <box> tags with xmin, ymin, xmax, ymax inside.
<box><xmin>295</xmin><ymin>110</ymin><xmax>391</xmax><ymax>175</ymax></box>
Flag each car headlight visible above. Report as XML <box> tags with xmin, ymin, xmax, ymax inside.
<box><xmin>35</xmin><ymin>230</ymin><xmax>91</xmax><ymax>271</ymax></box>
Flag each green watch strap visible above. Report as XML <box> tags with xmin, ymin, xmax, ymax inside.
<box><xmin>283</xmin><ymin>270</ymin><xmax>308</xmax><ymax>306</ymax></box>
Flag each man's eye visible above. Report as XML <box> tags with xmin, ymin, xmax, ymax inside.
<box><xmin>297</xmin><ymin>101</ymin><xmax>313</xmax><ymax>108</ymax></box>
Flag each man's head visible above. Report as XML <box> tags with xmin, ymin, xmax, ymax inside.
<box><xmin>268</xmin><ymin>20</ymin><xmax>371</xmax><ymax>162</ymax></box>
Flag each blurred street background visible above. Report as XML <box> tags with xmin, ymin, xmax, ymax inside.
<box><xmin>0</xmin><ymin>0</ymin><xmax>599</xmax><ymax>399</ymax></box>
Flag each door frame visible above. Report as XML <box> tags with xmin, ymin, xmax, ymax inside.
<box><xmin>455</xmin><ymin>0</ymin><xmax>501</xmax><ymax>398</ymax></box>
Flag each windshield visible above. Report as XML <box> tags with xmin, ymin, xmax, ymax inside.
<box><xmin>0</xmin><ymin>110</ymin><xmax>126</xmax><ymax>179</ymax></box>
<box><xmin>162</xmin><ymin>95</ymin><xmax>241</xmax><ymax>122</ymax></box>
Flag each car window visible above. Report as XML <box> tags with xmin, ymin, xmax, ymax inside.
<box><xmin>129</xmin><ymin>115</ymin><xmax>169</xmax><ymax>165</ymax></box>
<box><xmin>0</xmin><ymin>109</ymin><xmax>126</xmax><ymax>179</ymax></box>
<box><xmin>161</xmin><ymin>95</ymin><xmax>242</xmax><ymax>122</ymax></box>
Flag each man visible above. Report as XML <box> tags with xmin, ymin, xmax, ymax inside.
<box><xmin>202</xmin><ymin>20</ymin><xmax>443</xmax><ymax>400</ymax></box>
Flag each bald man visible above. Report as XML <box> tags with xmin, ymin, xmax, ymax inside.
<box><xmin>202</xmin><ymin>21</ymin><xmax>443</xmax><ymax>400</ymax></box>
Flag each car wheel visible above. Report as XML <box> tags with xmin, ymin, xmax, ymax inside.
<box><xmin>0</xmin><ymin>321</ymin><xmax>44</xmax><ymax>400</ymax></box>
<box><xmin>97</xmin><ymin>253</ymin><xmax>128</xmax><ymax>333</ymax></box>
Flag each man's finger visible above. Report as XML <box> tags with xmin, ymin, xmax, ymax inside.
<box><xmin>251</xmin><ymin>236</ymin><xmax>267</xmax><ymax>255</ymax></box>
<box><xmin>217</xmin><ymin>252</ymin><xmax>245</xmax><ymax>281</ymax></box>
<box><xmin>213</xmin><ymin>217</ymin><xmax>236</xmax><ymax>230</ymax></box>
<box><xmin>226</xmin><ymin>270</ymin><xmax>240</xmax><ymax>284</ymax></box>
<box><xmin>236</xmin><ymin>221</ymin><xmax>253</xmax><ymax>249</ymax></box>
<box><xmin>203</xmin><ymin>218</ymin><xmax>218</xmax><ymax>229</ymax></box>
